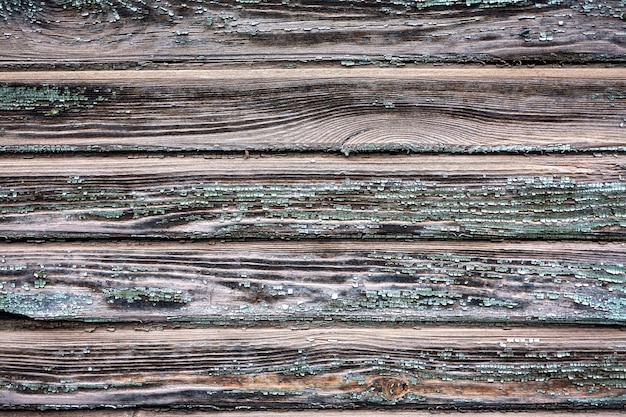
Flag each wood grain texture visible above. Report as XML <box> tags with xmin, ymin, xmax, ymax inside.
<box><xmin>1</xmin><ymin>154</ymin><xmax>626</xmax><ymax>241</ymax></box>
<box><xmin>1</xmin><ymin>68</ymin><xmax>625</xmax><ymax>154</ymax></box>
<box><xmin>0</xmin><ymin>241</ymin><xmax>624</xmax><ymax>324</ymax></box>
<box><xmin>0</xmin><ymin>0</ymin><xmax>624</xmax><ymax>68</ymax></box>
<box><xmin>1</xmin><ymin>0</ymin><xmax>625</xmax><ymax>412</ymax></box>
<box><xmin>0</xmin><ymin>326</ymin><xmax>625</xmax><ymax>410</ymax></box>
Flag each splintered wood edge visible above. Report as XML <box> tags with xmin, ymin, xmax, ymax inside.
<box><xmin>6</xmin><ymin>324</ymin><xmax>625</xmax><ymax>341</ymax></box>
<box><xmin>1</xmin><ymin>67</ymin><xmax>625</xmax><ymax>82</ymax></box>
<box><xmin>1</xmin><ymin>153</ymin><xmax>625</xmax><ymax>176</ymax></box>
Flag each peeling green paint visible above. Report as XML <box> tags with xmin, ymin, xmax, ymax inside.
<box><xmin>0</xmin><ymin>0</ymin><xmax>42</xmax><ymax>22</ymax></box>
<box><xmin>0</xmin><ymin>242</ymin><xmax>623</xmax><ymax>322</ymax></box>
<box><xmin>341</xmin><ymin>288</ymin><xmax>462</xmax><ymax>309</ymax></box>
<box><xmin>2</xmin><ymin>175</ymin><xmax>625</xmax><ymax>241</ymax></box>
<box><xmin>103</xmin><ymin>287</ymin><xmax>190</xmax><ymax>307</ymax></box>
<box><xmin>0</xmin><ymin>84</ymin><xmax>116</xmax><ymax>116</ymax></box>
<box><xmin>0</xmin><ymin>291</ymin><xmax>90</xmax><ymax>317</ymax></box>
<box><xmin>0</xmin><ymin>0</ymin><xmax>560</xmax><ymax>24</ymax></box>
<box><xmin>0</xmin><ymin>380</ymin><xmax>143</xmax><ymax>394</ymax></box>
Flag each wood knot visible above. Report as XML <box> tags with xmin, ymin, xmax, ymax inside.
<box><xmin>373</xmin><ymin>376</ymin><xmax>410</xmax><ymax>400</ymax></box>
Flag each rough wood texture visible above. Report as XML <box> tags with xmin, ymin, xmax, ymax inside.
<box><xmin>2</xmin><ymin>0</ymin><xmax>626</xmax><ymax>413</ymax></box>
<box><xmin>0</xmin><ymin>0</ymin><xmax>624</xmax><ymax>68</ymax></box>
<box><xmin>1</xmin><ymin>68</ymin><xmax>625</xmax><ymax>154</ymax></box>
<box><xmin>0</xmin><ymin>241</ymin><xmax>624</xmax><ymax>324</ymax></box>
<box><xmin>1</xmin><ymin>154</ymin><xmax>626</xmax><ymax>241</ymax></box>
<box><xmin>0</xmin><ymin>326</ymin><xmax>625</xmax><ymax>410</ymax></box>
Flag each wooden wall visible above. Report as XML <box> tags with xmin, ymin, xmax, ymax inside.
<box><xmin>0</xmin><ymin>0</ymin><xmax>625</xmax><ymax>414</ymax></box>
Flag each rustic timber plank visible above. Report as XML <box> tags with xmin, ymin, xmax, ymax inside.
<box><xmin>0</xmin><ymin>326</ymin><xmax>624</xmax><ymax>410</ymax></box>
<box><xmin>0</xmin><ymin>241</ymin><xmax>624</xmax><ymax>324</ymax></box>
<box><xmin>1</xmin><ymin>68</ymin><xmax>625</xmax><ymax>154</ymax></box>
<box><xmin>0</xmin><ymin>0</ymin><xmax>624</xmax><ymax>67</ymax></box>
<box><xmin>1</xmin><ymin>154</ymin><xmax>626</xmax><ymax>241</ymax></box>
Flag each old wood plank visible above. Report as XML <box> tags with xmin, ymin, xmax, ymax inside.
<box><xmin>0</xmin><ymin>0</ymin><xmax>624</xmax><ymax>67</ymax></box>
<box><xmin>0</xmin><ymin>241</ymin><xmax>624</xmax><ymax>324</ymax></box>
<box><xmin>1</xmin><ymin>68</ymin><xmax>625</xmax><ymax>154</ymax></box>
<box><xmin>0</xmin><ymin>154</ymin><xmax>625</xmax><ymax>241</ymax></box>
<box><xmin>0</xmin><ymin>326</ymin><xmax>624</xmax><ymax>410</ymax></box>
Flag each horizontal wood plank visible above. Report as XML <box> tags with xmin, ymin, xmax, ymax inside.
<box><xmin>0</xmin><ymin>154</ymin><xmax>626</xmax><ymax>241</ymax></box>
<box><xmin>0</xmin><ymin>0</ymin><xmax>624</xmax><ymax>67</ymax></box>
<box><xmin>0</xmin><ymin>241</ymin><xmax>624</xmax><ymax>324</ymax></box>
<box><xmin>0</xmin><ymin>68</ymin><xmax>625</xmax><ymax>154</ymax></box>
<box><xmin>0</xmin><ymin>326</ymin><xmax>624</xmax><ymax>410</ymax></box>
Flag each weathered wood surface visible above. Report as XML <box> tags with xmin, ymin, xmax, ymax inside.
<box><xmin>0</xmin><ymin>326</ymin><xmax>625</xmax><ymax>410</ymax></box>
<box><xmin>1</xmin><ymin>68</ymin><xmax>625</xmax><ymax>410</ymax></box>
<box><xmin>1</xmin><ymin>154</ymin><xmax>626</xmax><ymax>241</ymax></box>
<box><xmin>0</xmin><ymin>0</ymin><xmax>624</xmax><ymax>68</ymax></box>
<box><xmin>0</xmin><ymin>241</ymin><xmax>625</xmax><ymax>324</ymax></box>
<box><xmin>1</xmin><ymin>0</ymin><xmax>626</xmax><ymax>413</ymax></box>
<box><xmin>1</xmin><ymin>68</ymin><xmax>625</xmax><ymax>154</ymax></box>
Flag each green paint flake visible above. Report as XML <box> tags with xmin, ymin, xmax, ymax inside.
<box><xmin>607</xmin><ymin>90</ymin><xmax>626</xmax><ymax>101</ymax></box>
<box><xmin>3</xmin><ymin>175</ymin><xmax>626</xmax><ymax>243</ymax></box>
<box><xmin>1</xmin><ymin>0</ymin><xmax>178</xmax><ymax>22</ymax></box>
<box><xmin>341</xmin><ymin>287</ymin><xmax>463</xmax><ymax>310</ymax></box>
<box><xmin>103</xmin><ymin>287</ymin><xmax>190</xmax><ymax>306</ymax></box>
<box><xmin>0</xmin><ymin>84</ymin><xmax>115</xmax><ymax>115</ymax></box>
<box><xmin>33</xmin><ymin>270</ymin><xmax>46</xmax><ymax>279</ymax></box>
<box><xmin>60</xmin><ymin>0</ymin><xmax>155</xmax><ymax>20</ymax></box>
<box><xmin>0</xmin><ymin>380</ymin><xmax>143</xmax><ymax>394</ymax></box>
<box><xmin>0</xmin><ymin>0</ymin><xmax>566</xmax><ymax>25</ymax></box>
<box><xmin>0</xmin><ymin>0</ymin><xmax>42</xmax><ymax>21</ymax></box>
<box><xmin>0</xmin><ymin>291</ymin><xmax>91</xmax><ymax>317</ymax></box>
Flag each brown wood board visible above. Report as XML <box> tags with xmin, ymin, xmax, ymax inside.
<box><xmin>0</xmin><ymin>68</ymin><xmax>625</xmax><ymax>154</ymax></box>
<box><xmin>0</xmin><ymin>241</ymin><xmax>624</xmax><ymax>324</ymax></box>
<box><xmin>0</xmin><ymin>326</ymin><xmax>624</xmax><ymax>410</ymax></box>
<box><xmin>0</xmin><ymin>0</ymin><xmax>624</xmax><ymax>68</ymax></box>
<box><xmin>1</xmin><ymin>154</ymin><xmax>626</xmax><ymax>241</ymax></box>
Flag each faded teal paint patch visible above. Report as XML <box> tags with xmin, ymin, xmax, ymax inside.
<box><xmin>0</xmin><ymin>380</ymin><xmax>143</xmax><ymax>394</ymax></box>
<box><xmin>0</xmin><ymin>0</ymin><xmax>42</xmax><ymax>21</ymax></box>
<box><xmin>0</xmin><ymin>84</ymin><xmax>116</xmax><ymax>116</ymax></box>
<box><xmin>2</xmin><ymin>175</ymin><xmax>626</xmax><ymax>241</ymax></box>
<box><xmin>0</xmin><ymin>291</ymin><xmax>91</xmax><ymax>317</ymax></box>
<box><xmin>0</xmin><ymin>0</ymin><xmax>567</xmax><ymax>26</ymax></box>
<box><xmin>103</xmin><ymin>287</ymin><xmax>190</xmax><ymax>307</ymax></box>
